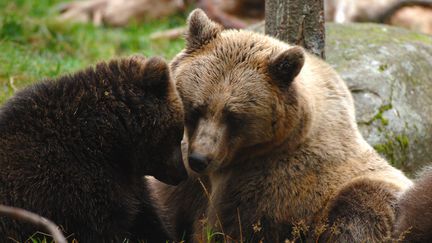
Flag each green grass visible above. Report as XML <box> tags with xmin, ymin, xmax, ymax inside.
<box><xmin>0</xmin><ymin>0</ymin><xmax>186</xmax><ymax>103</ymax></box>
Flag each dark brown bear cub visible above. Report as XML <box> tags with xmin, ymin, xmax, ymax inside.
<box><xmin>0</xmin><ymin>56</ymin><xmax>187</xmax><ymax>242</ymax></box>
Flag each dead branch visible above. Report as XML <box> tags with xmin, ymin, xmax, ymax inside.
<box><xmin>150</xmin><ymin>26</ymin><xmax>187</xmax><ymax>40</ymax></box>
<box><xmin>0</xmin><ymin>205</ymin><xmax>67</xmax><ymax>243</ymax></box>
<box><xmin>197</xmin><ymin>0</ymin><xmax>247</xmax><ymax>29</ymax></box>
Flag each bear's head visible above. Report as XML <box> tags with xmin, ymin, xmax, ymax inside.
<box><xmin>125</xmin><ymin>56</ymin><xmax>188</xmax><ymax>185</ymax></box>
<box><xmin>81</xmin><ymin>56</ymin><xmax>188</xmax><ymax>185</ymax></box>
<box><xmin>171</xmin><ymin>9</ymin><xmax>312</xmax><ymax>174</ymax></box>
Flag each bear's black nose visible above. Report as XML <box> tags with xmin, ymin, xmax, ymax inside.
<box><xmin>188</xmin><ymin>153</ymin><xmax>210</xmax><ymax>173</ymax></box>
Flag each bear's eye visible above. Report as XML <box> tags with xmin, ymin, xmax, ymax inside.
<box><xmin>185</xmin><ymin>105</ymin><xmax>204</xmax><ymax>127</ymax></box>
<box><xmin>225</xmin><ymin>113</ymin><xmax>244</xmax><ymax>129</ymax></box>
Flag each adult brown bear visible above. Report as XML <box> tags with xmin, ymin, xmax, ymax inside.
<box><xmin>155</xmin><ymin>9</ymin><xmax>413</xmax><ymax>243</ymax></box>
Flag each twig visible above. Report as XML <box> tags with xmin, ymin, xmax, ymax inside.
<box><xmin>0</xmin><ymin>204</ymin><xmax>67</xmax><ymax>243</ymax></box>
<box><xmin>197</xmin><ymin>178</ymin><xmax>227</xmax><ymax>243</ymax></box>
<box><xmin>197</xmin><ymin>0</ymin><xmax>247</xmax><ymax>29</ymax></box>
<box><xmin>150</xmin><ymin>26</ymin><xmax>186</xmax><ymax>40</ymax></box>
<box><xmin>8</xmin><ymin>76</ymin><xmax>17</xmax><ymax>92</ymax></box>
<box><xmin>237</xmin><ymin>207</ymin><xmax>243</xmax><ymax>243</ymax></box>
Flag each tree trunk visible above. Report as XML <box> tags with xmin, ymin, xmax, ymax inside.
<box><xmin>265</xmin><ymin>0</ymin><xmax>326</xmax><ymax>59</ymax></box>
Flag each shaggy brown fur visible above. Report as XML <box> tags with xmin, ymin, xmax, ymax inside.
<box><xmin>319</xmin><ymin>178</ymin><xmax>400</xmax><ymax>242</ymax></box>
<box><xmin>0</xmin><ymin>56</ymin><xmax>187</xmax><ymax>242</ymax></box>
<box><xmin>155</xmin><ymin>9</ymin><xmax>413</xmax><ymax>243</ymax></box>
<box><xmin>393</xmin><ymin>166</ymin><xmax>432</xmax><ymax>242</ymax></box>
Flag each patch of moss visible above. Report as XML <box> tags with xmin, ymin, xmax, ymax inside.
<box><xmin>378</xmin><ymin>64</ymin><xmax>388</xmax><ymax>72</ymax></box>
<box><xmin>326</xmin><ymin>23</ymin><xmax>432</xmax><ymax>58</ymax></box>
<box><xmin>396</xmin><ymin>134</ymin><xmax>410</xmax><ymax>151</ymax></box>
<box><xmin>374</xmin><ymin>142</ymin><xmax>395</xmax><ymax>162</ymax></box>
<box><xmin>405</xmin><ymin>74</ymin><xmax>421</xmax><ymax>85</ymax></box>
<box><xmin>373</xmin><ymin>133</ymin><xmax>410</xmax><ymax>170</ymax></box>
<box><xmin>410</xmin><ymin>33</ymin><xmax>432</xmax><ymax>44</ymax></box>
<box><xmin>363</xmin><ymin>103</ymin><xmax>392</xmax><ymax>126</ymax></box>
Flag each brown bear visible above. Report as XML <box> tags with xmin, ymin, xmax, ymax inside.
<box><xmin>393</xmin><ymin>166</ymin><xmax>432</xmax><ymax>242</ymax></box>
<box><xmin>0</xmin><ymin>55</ymin><xmax>187</xmax><ymax>242</ymax></box>
<box><xmin>154</xmin><ymin>9</ymin><xmax>414</xmax><ymax>243</ymax></box>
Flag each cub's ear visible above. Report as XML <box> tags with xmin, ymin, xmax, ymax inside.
<box><xmin>142</xmin><ymin>56</ymin><xmax>169</xmax><ymax>86</ymax></box>
<box><xmin>139</xmin><ymin>56</ymin><xmax>170</xmax><ymax>95</ymax></box>
<box><xmin>186</xmin><ymin>9</ymin><xmax>222</xmax><ymax>51</ymax></box>
<box><xmin>268</xmin><ymin>46</ymin><xmax>305</xmax><ymax>88</ymax></box>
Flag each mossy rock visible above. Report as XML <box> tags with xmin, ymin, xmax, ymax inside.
<box><xmin>251</xmin><ymin>23</ymin><xmax>432</xmax><ymax>175</ymax></box>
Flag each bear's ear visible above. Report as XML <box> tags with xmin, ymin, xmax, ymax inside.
<box><xmin>185</xmin><ymin>9</ymin><xmax>222</xmax><ymax>51</ymax></box>
<box><xmin>268</xmin><ymin>46</ymin><xmax>305</xmax><ymax>88</ymax></box>
<box><xmin>141</xmin><ymin>56</ymin><xmax>170</xmax><ymax>95</ymax></box>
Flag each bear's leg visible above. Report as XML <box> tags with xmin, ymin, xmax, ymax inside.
<box><xmin>129</xmin><ymin>179</ymin><xmax>173</xmax><ymax>242</ymax></box>
<box><xmin>201</xmin><ymin>191</ymin><xmax>294</xmax><ymax>243</ymax></box>
<box><xmin>200</xmin><ymin>209</ymin><xmax>295</xmax><ymax>243</ymax></box>
<box><xmin>317</xmin><ymin>178</ymin><xmax>399</xmax><ymax>242</ymax></box>
<box><xmin>152</xmin><ymin>176</ymin><xmax>209</xmax><ymax>242</ymax></box>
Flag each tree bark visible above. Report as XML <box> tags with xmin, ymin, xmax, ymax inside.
<box><xmin>265</xmin><ymin>0</ymin><xmax>326</xmax><ymax>59</ymax></box>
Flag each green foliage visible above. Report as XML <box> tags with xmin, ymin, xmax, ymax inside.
<box><xmin>0</xmin><ymin>0</ymin><xmax>186</xmax><ymax>103</ymax></box>
<box><xmin>373</xmin><ymin>133</ymin><xmax>410</xmax><ymax>170</ymax></box>
<box><xmin>30</xmin><ymin>236</ymin><xmax>50</xmax><ymax>243</ymax></box>
<box><xmin>362</xmin><ymin>103</ymin><xmax>392</xmax><ymax>127</ymax></box>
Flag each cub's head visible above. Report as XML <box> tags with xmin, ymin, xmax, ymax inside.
<box><xmin>3</xmin><ymin>55</ymin><xmax>188</xmax><ymax>185</ymax></box>
<box><xmin>96</xmin><ymin>56</ymin><xmax>187</xmax><ymax>185</ymax></box>
<box><xmin>171</xmin><ymin>9</ymin><xmax>310</xmax><ymax>174</ymax></box>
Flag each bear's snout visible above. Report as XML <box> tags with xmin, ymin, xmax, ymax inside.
<box><xmin>188</xmin><ymin>152</ymin><xmax>210</xmax><ymax>173</ymax></box>
<box><xmin>165</xmin><ymin>160</ymin><xmax>188</xmax><ymax>185</ymax></box>
<box><xmin>154</xmin><ymin>146</ymin><xmax>188</xmax><ymax>185</ymax></box>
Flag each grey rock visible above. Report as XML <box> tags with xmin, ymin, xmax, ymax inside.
<box><xmin>251</xmin><ymin>22</ymin><xmax>432</xmax><ymax>175</ymax></box>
